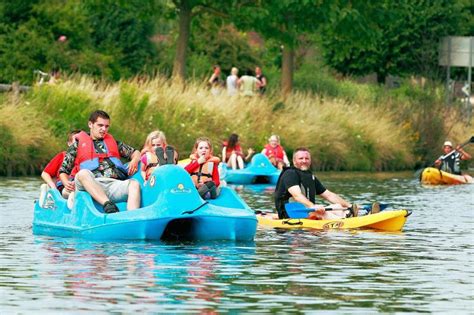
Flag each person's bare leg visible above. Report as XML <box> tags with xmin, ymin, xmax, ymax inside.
<box><xmin>229</xmin><ymin>154</ymin><xmax>237</xmax><ymax>170</ymax></box>
<box><xmin>127</xmin><ymin>180</ymin><xmax>141</xmax><ymax>210</ymax></box>
<box><xmin>237</xmin><ymin>156</ymin><xmax>244</xmax><ymax>169</ymax></box>
<box><xmin>76</xmin><ymin>170</ymin><xmax>109</xmax><ymax>205</ymax></box>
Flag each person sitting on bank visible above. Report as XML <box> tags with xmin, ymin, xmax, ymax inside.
<box><xmin>274</xmin><ymin>147</ymin><xmax>356</xmax><ymax>220</ymax></box>
<box><xmin>140</xmin><ymin>130</ymin><xmax>177</xmax><ymax>181</ymax></box>
<box><xmin>41</xmin><ymin>129</ymin><xmax>81</xmax><ymax>198</ymax></box>
<box><xmin>58</xmin><ymin>110</ymin><xmax>141</xmax><ymax>214</ymax></box>
<box><xmin>261</xmin><ymin>134</ymin><xmax>290</xmax><ymax>170</ymax></box>
<box><xmin>434</xmin><ymin>140</ymin><xmax>471</xmax><ymax>175</ymax></box>
<box><xmin>185</xmin><ymin>137</ymin><xmax>221</xmax><ymax>199</ymax></box>
<box><xmin>222</xmin><ymin>133</ymin><xmax>254</xmax><ymax>170</ymax></box>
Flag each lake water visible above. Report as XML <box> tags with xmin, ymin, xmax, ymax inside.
<box><xmin>1</xmin><ymin>173</ymin><xmax>473</xmax><ymax>313</ymax></box>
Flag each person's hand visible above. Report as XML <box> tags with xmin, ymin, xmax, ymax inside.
<box><xmin>248</xmin><ymin>148</ymin><xmax>255</xmax><ymax>155</ymax></box>
<box><xmin>198</xmin><ymin>155</ymin><xmax>207</xmax><ymax>164</ymax></box>
<box><xmin>128</xmin><ymin>157</ymin><xmax>139</xmax><ymax>175</ymax></box>
<box><xmin>434</xmin><ymin>159</ymin><xmax>441</xmax><ymax>166</ymax></box>
<box><xmin>64</xmin><ymin>179</ymin><xmax>75</xmax><ymax>192</ymax></box>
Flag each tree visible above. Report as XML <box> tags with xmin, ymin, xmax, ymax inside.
<box><xmin>321</xmin><ymin>0</ymin><xmax>470</xmax><ymax>83</ymax></box>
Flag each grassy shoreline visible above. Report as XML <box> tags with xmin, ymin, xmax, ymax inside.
<box><xmin>0</xmin><ymin>75</ymin><xmax>471</xmax><ymax>176</ymax></box>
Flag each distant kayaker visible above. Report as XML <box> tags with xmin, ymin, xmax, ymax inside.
<box><xmin>185</xmin><ymin>137</ymin><xmax>221</xmax><ymax>199</ymax></box>
<box><xmin>274</xmin><ymin>147</ymin><xmax>356</xmax><ymax>220</ymax></box>
<box><xmin>261</xmin><ymin>134</ymin><xmax>290</xmax><ymax>170</ymax></box>
<box><xmin>59</xmin><ymin>110</ymin><xmax>141</xmax><ymax>214</ymax></box>
<box><xmin>434</xmin><ymin>140</ymin><xmax>471</xmax><ymax>175</ymax></box>
<box><xmin>140</xmin><ymin>130</ymin><xmax>178</xmax><ymax>181</ymax></box>
<box><xmin>222</xmin><ymin>133</ymin><xmax>254</xmax><ymax>170</ymax></box>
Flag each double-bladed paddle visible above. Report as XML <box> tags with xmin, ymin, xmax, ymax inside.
<box><xmin>284</xmin><ymin>202</ymin><xmax>387</xmax><ymax>215</ymax></box>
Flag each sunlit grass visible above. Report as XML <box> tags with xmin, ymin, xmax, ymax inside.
<box><xmin>1</xmin><ymin>73</ymin><xmax>470</xmax><ymax>175</ymax></box>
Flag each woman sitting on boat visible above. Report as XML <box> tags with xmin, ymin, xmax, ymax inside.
<box><xmin>222</xmin><ymin>133</ymin><xmax>254</xmax><ymax>170</ymax></box>
<box><xmin>261</xmin><ymin>134</ymin><xmax>290</xmax><ymax>170</ymax></box>
<box><xmin>140</xmin><ymin>130</ymin><xmax>178</xmax><ymax>181</ymax></box>
<box><xmin>185</xmin><ymin>137</ymin><xmax>221</xmax><ymax>199</ymax></box>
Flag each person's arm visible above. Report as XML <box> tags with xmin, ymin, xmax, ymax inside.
<box><xmin>261</xmin><ymin>76</ymin><xmax>267</xmax><ymax>88</ymax></box>
<box><xmin>184</xmin><ymin>160</ymin><xmax>199</xmax><ymax>174</ymax></box>
<box><xmin>222</xmin><ymin>147</ymin><xmax>227</xmax><ymax>162</ymax></box>
<box><xmin>457</xmin><ymin>146</ymin><xmax>472</xmax><ymax>160</ymax></box>
<box><xmin>288</xmin><ymin>185</ymin><xmax>317</xmax><ymax>209</ymax></box>
<box><xmin>128</xmin><ymin>150</ymin><xmax>140</xmax><ymax>175</ymax></box>
<box><xmin>59</xmin><ymin>144</ymin><xmax>77</xmax><ymax>192</ymax></box>
<box><xmin>41</xmin><ymin>172</ymin><xmax>57</xmax><ymax>189</ymax></box>
<box><xmin>261</xmin><ymin>148</ymin><xmax>267</xmax><ymax>155</ymax></box>
<box><xmin>283</xmin><ymin>151</ymin><xmax>290</xmax><ymax>167</ymax></box>
<box><xmin>319</xmin><ymin>190</ymin><xmax>351</xmax><ymax>208</ymax></box>
<box><xmin>244</xmin><ymin>148</ymin><xmax>254</xmax><ymax>161</ymax></box>
<box><xmin>212</xmin><ymin>163</ymin><xmax>220</xmax><ymax>187</ymax></box>
<box><xmin>208</xmin><ymin>73</ymin><xmax>216</xmax><ymax>85</ymax></box>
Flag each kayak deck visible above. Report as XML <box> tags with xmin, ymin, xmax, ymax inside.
<box><xmin>420</xmin><ymin>167</ymin><xmax>473</xmax><ymax>185</ymax></box>
<box><xmin>257</xmin><ymin>210</ymin><xmax>410</xmax><ymax>232</ymax></box>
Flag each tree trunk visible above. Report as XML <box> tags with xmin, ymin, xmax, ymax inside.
<box><xmin>281</xmin><ymin>45</ymin><xmax>294</xmax><ymax>96</ymax></box>
<box><xmin>376</xmin><ymin>72</ymin><xmax>386</xmax><ymax>85</ymax></box>
<box><xmin>172</xmin><ymin>0</ymin><xmax>192</xmax><ymax>83</ymax></box>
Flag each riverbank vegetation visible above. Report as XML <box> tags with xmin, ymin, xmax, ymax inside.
<box><xmin>0</xmin><ymin>1</ymin><xmax>472</xmax><ymax>175</ymax></box>
<box><xmin>0</xmin><ymin>72</ymin><xmax>470</xmax><ymax>176</ymax></box>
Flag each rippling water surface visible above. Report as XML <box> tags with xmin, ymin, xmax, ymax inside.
<box><xmin>1</xmin><ymin>173</ymin><xmax>473</xmax><ymax>313</ymax></box>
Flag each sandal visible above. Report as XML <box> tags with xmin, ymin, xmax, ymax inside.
<box><xmin>165</xmin><ymin>145</ymin><xmax>175</xmax><ymax>164</ymax></box>
<box><xmin>155</xmin><ymin>146</ymin><xmax>166</xmax><ymax>166</ymax></box>
<box><xmin>350</xmin><ymin>204</ymin><xmax>359</xmax><ymax>217</ymax></box>
<box><xmin>103</xmin><ymin>201</ymin><xmax>119</xmax><ymax>214</ymax></box>
<box><xmin>371</xmin><ymin>202</ymin><xmax>380</xmax><ymax>214</ymax></box>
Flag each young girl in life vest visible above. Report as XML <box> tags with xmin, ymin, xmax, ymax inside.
<box><xmin>140</xmin><ymin>130</ymin><xmax>178</xmax><ymax>181</ymax></box>
<box><xmin>222</xmin><ymin>133</ymin><xmax>254</xmax><ymax>170</ymax></box>
<box><xmin>185</xmin><ymin>137</ymin><xmax>221</xmax><ymax>199</ymax></box>
<box><xmin>261</xmin><ymin>134</ymin><xmax>290</xmax><ymax>170</ymax></box>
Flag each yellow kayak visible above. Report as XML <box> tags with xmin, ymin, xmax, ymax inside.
<box><xmin>420</xmin><ymin>167</ymin><xmax>473</xmax><ymax>185</ymax></box>
<box><xmin>257</xmin><ymin>210</ymin><xmax>410</xmax><ymax>232</ymax></box>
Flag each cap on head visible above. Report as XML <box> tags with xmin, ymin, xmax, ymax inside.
<box><xmin>443</xmin><ymin>141</ymin><xmax>453</xmax><ymax>147</ymax></box>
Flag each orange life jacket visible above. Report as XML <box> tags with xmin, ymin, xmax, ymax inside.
<box><xmin>75</xmin><ymin>131</ymin><xmax>126</xmax><ymax>173</ymax></box>
<box><xmin>264</xmin><ymin>144</ymin><xmax>285</xmax><ymax>160</ymax></box>
<box><xmin>144</xmin><ymin>151</ymin><xmax>159</xmax><ymax>180</ymax></box>
<box><xmin>189</xmin><ymin>154</ymin><xmax>220</xmax><ymax>186</ymax></box>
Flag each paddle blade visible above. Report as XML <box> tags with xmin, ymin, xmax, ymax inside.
<box><xmin>285</xmin><ymin>202</ymin><xmax>312</xmax><ymax>219</ymax></box>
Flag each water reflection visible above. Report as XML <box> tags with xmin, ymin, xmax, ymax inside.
<box><xmin>0</xmin><ymin>175</ymin><xmax>473</xmax><ymax>313</ymax></box>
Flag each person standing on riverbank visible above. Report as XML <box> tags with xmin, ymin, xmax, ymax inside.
<box><xmin>238</xmin><ymin>70</ymin><xmax>261</xmax><ymax>97</ymax></box>
<box><xmin>274</xmin><ymin>147</ymin><xmax>355</xmax><ymax>220</ymax></box>
<box><xmin>59</xmin><ymin>110</ymin><xmax>141</xmax><ymax>213</ymax></box>
<box><xmin>255</xmin><ymin>66</ymin><xmax>267</xmax><ymax>95</ymax></box>
<box><xmin>226</xmin><ymin>67</ymin><xmax>239</xmax><ymax>96</ymax></box>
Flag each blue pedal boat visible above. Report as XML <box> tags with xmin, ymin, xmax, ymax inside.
<box><xmin>220</xmin><ymin>153</ymin><xmax>281</xmax><ymax>185</ymax></box>
<box><xmin>33</xmin><ymin>165</ymin><xmax>257</xmax><ymax>241</ymax></box>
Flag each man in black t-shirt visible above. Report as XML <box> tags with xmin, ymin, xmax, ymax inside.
<box><xmin>274</xmin><ymin>147</ymin><xmax>353</xmax><ymax>219</ymax></box>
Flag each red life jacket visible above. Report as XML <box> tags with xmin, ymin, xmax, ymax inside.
<box><xmin>264</xmin><ymin>144</ymin><xmax>284</xmax><ymax>160</ymax></box>
<box><xmin>75</xmin><ymin>131</ymin><xmax>126</xmax><ymax>173</ymax></box>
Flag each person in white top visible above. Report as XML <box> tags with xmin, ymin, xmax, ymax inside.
<box><xmin>226</xmin><ymin>67</ymin><xmax>239</xmax><ymax>96</ymax></box>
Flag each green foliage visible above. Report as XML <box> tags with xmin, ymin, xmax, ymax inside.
<box><xmin>0</xmin><ymin>0</ymin><xmax>159</xmax><ymax>84</ymax></box>
<box><xmin>321</xmin><ymin>0</ymin><xmax>470</xmax><ymax>81</ymax></box>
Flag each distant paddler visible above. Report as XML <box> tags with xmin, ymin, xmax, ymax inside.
<box><xmin>434</xmin><ymin>139</ymin><xmax>472</xmax><ymax>175</ymax></box>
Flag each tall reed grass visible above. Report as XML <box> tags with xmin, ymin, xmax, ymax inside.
<box><xmin>0</xmin><ymin>75</ymin><xmax>425</xmax><ymax>175</ymax></box>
